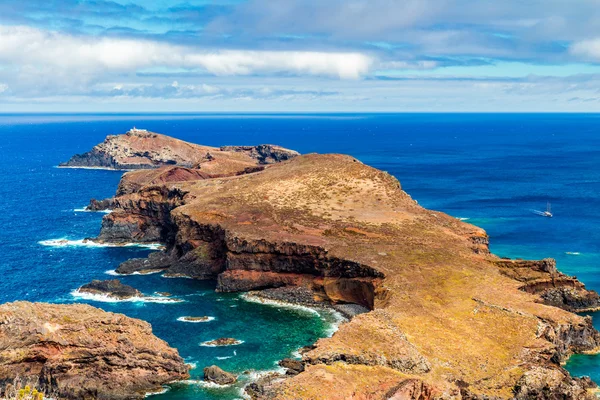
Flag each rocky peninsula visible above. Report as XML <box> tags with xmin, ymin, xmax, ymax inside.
<box><xmin>59</xmin><ymin>127</ymin><xmax>299</xmax><ymax>171</ymax></box>
<box><xmin>0</xmin><ymin>302</ymin><xmax>189</xmax><ymax>399</ymax></box>
<box><xmin>68</xmin><ymin>131</ymin><xmax>600</xmax><ymax>399</ymax></box>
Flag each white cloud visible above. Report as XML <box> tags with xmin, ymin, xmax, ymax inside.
<box><xmin>0</xmin><ymin>83</ymin><xmax>7</xmax><ymax>93</ymax></box>
<box><xmin>570</xmin><ymin>38</ymin><xmax>600</xmax><ymax>60</ymax></box>
<box><xmin>0</xmin><ymin>25</ymin><xmax>373</xmax><ymax>80</ymax></box>
<box><xmin>378</xmin><ymin>60</ymin><xmax>439</xmax><ymax>70</ymax></box>
<box><xmin>201</xmin><ymin>84</ymin><xmax>220</xmax><ymax>94</ymax></box>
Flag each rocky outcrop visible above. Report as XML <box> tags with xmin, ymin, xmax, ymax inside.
<box><xmin>69</xmin><ymin>134</ymin><xmax>600</xmax><ymax>399</ymax></box>
<box><xmin>385</xmin><ymin>379</ymin><xmax>439</xmax><ymax>400</ymax></box>
<box><xmin>513</xmin><ymin>367</ymin><xmax>596</xmax><ymax>399</ymax></box>
<box><xmin>203</xmin><ymin>365</ymin><xmax>237</xmax><ymax>385</ymax></box>
<box><xmin>78</xmin><ymin>279</ymin><xmax>142</xmax><ymax>299</ymax></box>
<box><xmin>117</xmin><ymin>251</ymin><xmax>174</xmax><ymax>275</ymax></box>
<box><xmin>495</xmin><ymin>258</ymin><xmax>600</xmax><ymax>312</ymax></box>
<box><xmin>278</xmin><ymin>359</ymin><xmax>305</xmax><ymax>376</ymax></box>
<box><xmin>245</xmin><ymin>373</ymin><xmax>286</xmax><ymax>399</ymax></box>
<box><xmin>219</xmin><ymin>144</ymin><xmax>299</xmax><ymax>164</ymax></box>
<box><xmin>60</xmin><ymin>128</ymin><xmax>298</xmax><ymax>171</ymax></box>
<box><xmin>0</xmin><ymin>302</ymin><xmax>189</xmax><ymax>399</ymax></box>
<box><xmin>302</xmin><ymin>310</ymin><xmax>431</xmax><ymax>374</ymax></box>
<box><xmin>87</xmin><ymin>198</ymin><xmax>115</xmax><ymax>211</ymax></box>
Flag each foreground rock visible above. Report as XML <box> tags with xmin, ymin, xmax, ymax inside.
<box><xmin>78</xmin><ymin>279</ymin><xmax>142</xmax><ymax>299</ymax></box>
<box><xmin>60</xmin><ymin>128</ymin><xmax>298</xmax><ymax>171</ymax></box>
<box><xmin>0</xmin><ymin>302</ymin><xmax>189</xmax><ymax>399</ymax></box>
<box><xmin>203</xmin><ymin>365</ymin><xmax>237</xmax><ymax>385</ymax></box>
<box><xmin>71</xmin><ymin>133</ymin><xmax>600</xmax><ymax>399</ymax></box>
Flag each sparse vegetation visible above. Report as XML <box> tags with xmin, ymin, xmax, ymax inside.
<box><xmin>3</xmin><ymin>379</ymin><xmax>48</xmax><ymax>400</ymax></box>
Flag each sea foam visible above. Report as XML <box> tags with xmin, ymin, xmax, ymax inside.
<box><xmin>73</xmin><ymin>207</ymin><xmax>112</xmax><ymax>214</ymax></box>
<box><xmin>240</xmin><ymin>293</ymin><xmax>320</xmax><ymax>317</ymax></box>
<box><xmin>178</xmin><ymin>380</ymin><xmax>231</xmax><ymax>389</ymax></box>
<box><xmin>145</xmin><ymin>387</ymin><xmax>170</xmax><ymax>397</ymax></box>
<box><xmin>105</xmin><ymin>269</ymin><xmax>163</xmax><ymax>276</ymax></box>
<box><xmin>56</xmin><ymin>165</ymin><xmax>133</xmax><ymax>171</ymax></box>
<box><xmin>40</xmin><ymin>238</ymin><xmax>162</xmax><ymax>250</ymax></box>
<box><xmin>71</xmin><ymin>289</ymin><xmax>183</xmax><ymax>304</ymax></box>
<box><xmin>177</xmin><ymin>316</ymin><xmax>216</xmax><ymax>323</ymax></box>
<box><xmin>240</xmin><ymin>293</ymin><xmax>345</xmax><ymax>338</ymax></box>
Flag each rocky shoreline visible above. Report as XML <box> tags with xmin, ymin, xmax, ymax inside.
<box><xmin>32</xmin><ymin>130</ymin><xmax>600</xmax><ymax>399</ymax></box>
<box><xmin>244</xmin><ymin>286</ymin><xmax>369</xmax><ymax>320</ymax></box>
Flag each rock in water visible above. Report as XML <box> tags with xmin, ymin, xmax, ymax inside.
<box><xmin>179</xmin><ymin>316</ymin><xmax>211</xmax><ymax>322</ymax></box>
<box><xmin>202</xmin><ymin>338</ymin><xmax>242</xmax><ymax>346</ymax></box>
<box><xmin>78</xmin><ymin>279</ymin><xmax>142</xmax><ymax>299</ymax></box>
<box><xmin>116</xmin><ymin>252</ymin><xmax>174</xmax><ymax>275</ymax></box>
<box><xmin>86</xmin><ymin>198</ymin><xmax>114</xmax><ymax>211</ymax></box>
<box><xmin>203</xmin><ymin>365</ymin><xmax>237</xmax><ymax>385</ymax></box>
<box><xmin>0</xmin><ymin>302</ymin><xmax>189</xmax><ymax>399</ymax></box>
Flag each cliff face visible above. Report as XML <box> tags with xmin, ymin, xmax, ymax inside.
<box><xmin>87</xmin><ymin>143</ymin><xmax>600</xmax><ymax>399</ymax></box>
<box><xmin>0</xmin><ymin>302</ymin><xmax>189</xmax><ymax>399</ymax></box>
<box><xmin>59</xmin><ymin>128</ymin><xmax>299</xmax><ymax>170</ymax></box>
<box><xmin>494</xmin><ymin>258</ymin><xmax>600</xmax><ymax>312</ymax></box>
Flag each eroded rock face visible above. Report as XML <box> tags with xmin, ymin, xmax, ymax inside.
<box><xmin>0</xmin><ymin>302</ymin><xmax>189</xmax><ymax>399</ymax></box>
<box><xmin>78</xmin><ymin>279</ymin><xmax>142</xmax><ymax>299</ymax></box>
<box><xmin>67</xmin><ymin>134</ymin><xmax>600</xmax><ymax>399</ymax></box>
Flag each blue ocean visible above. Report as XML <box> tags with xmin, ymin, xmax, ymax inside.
<box><xmin>1</xmin><ymin>113</ymin><xmax>600</xmax><ymax>398</ymax></box>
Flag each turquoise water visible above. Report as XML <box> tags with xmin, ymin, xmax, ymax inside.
<box><xmin>2</xmin><ymin>113</ymin><xmax>600</xmax><ymax>396</ymax></box>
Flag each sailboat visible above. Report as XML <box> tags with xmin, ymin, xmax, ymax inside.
<box><xmin>543</xmin><ymin>202</ymin><xmax>553</xmax><ymax>217</ymax></box>
<box><xmin>533</xmin><ymin>202</ymin><xmax>553</xmax><ymax>218</ymax></box>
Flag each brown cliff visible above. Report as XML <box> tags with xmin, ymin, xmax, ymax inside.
<box><xmin>0</xmin><ymin>302</ymin><xmax>189</xmax><ymax>399</ymax></box>
<box><xmin>80</xmin><ymin>141</ymin><xmax>600</xmax><ymax>399</ymax></box>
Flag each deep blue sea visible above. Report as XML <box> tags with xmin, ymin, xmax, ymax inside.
<box><xmin>1</xmin><ymin>113</ymin><xmax>600</xmax><ymax>398</ymax></box>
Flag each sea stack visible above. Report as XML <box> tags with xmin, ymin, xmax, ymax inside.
<box><xmin>78</xmin><ymin>279</ymin><xmax>143</xmax><ymax>299</ymax></box>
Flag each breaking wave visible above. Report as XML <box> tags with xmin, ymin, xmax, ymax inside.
<box><xmin>40</xmin><ymin>238</ymin><xmax>162</xmax><ymax>250</ymax></box>
<box><xmin>71</xmin><ymin>289</ymin><xmax>184</xmax><ymax>304</ymax></box>
<box><xmin>73</xmin><ymin>207</ymin><xmax>112</xmax><ymax>214</ymax></box>
<box><xmin>177</xmin><ymin>316</ymin><xmax>216</xmax><ymax>323</ymax></box>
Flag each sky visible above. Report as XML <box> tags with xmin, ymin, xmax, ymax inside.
<box><xmin>2</xmin><ymin>0</ymin><xmax>600</xmax><ymax>112</ymax></box>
